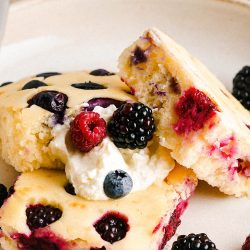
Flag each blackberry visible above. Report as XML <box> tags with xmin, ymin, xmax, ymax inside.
<box><xmin>36</xmin><ymin>72</ymin><xmax>61</xmax><ymax>79</ymax></box>
<box><xmin>89</xmin><ymin>69</ymin><xmax>115</xmax><ymax>76</ymax></box>
<box><xmin>27</xmin><ymin>91</ymin><xmax>68</xmax><ymax>114</ymax></box>
<box><xmin>94</xmin><ymin>211</ymin><xmax>129</xmax><ymax>244</ymax></box>
<box><xmin>22</xmin><ymin>80</ymin><xmax>48</xmax><ymax>90</ymax></box>
<box><xmin>103</xmin><ymin>170</ymin><xmax>133</xmax><ymax>199</ymax></box>
<box><xmin>171</xmin><ymin>233</ymin><xmax>217</xmax><ymax>250</ymax></box>
<box><xmin>242</xmin><ymin>234</ymin><xmax>250</xmax><ymax>250</ymax></box>
<box><xmin>0</xmin><ymin>184</ymin><xmax>8</xmax><ymax>207</ymax></box>
<box><xmin>26</xmin><ymin>204</ymin><xmax>62</xmax><ymax>230</ymax></box>
<box><xmin>90</xmin><ymin>247</ymin><xmax>106</xmax><ymax>250</ymax></box>
<box><xmin>232</xmin><ymin>66</ymin><xmax>250</xmax><ymax>110</ymax></box>
<box><xmin>107</xmin><ymin>102</ymin><xmax>155</xmax><ymax>149</ymax></box>
<box><xmin>71</xmin><ymin>81</ymin><xmax>106</xmax><ymax>90</ymax></box>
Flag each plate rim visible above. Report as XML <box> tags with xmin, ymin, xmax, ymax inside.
<box><xmin>9</xmin><ymin>0</ymin><xmax>250</xmax><ymax>11</ymax></box>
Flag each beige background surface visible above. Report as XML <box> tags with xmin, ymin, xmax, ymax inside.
<box><xmin>0</xmin><ymin>0</ymin><xmax>250</xmax><ymax>249</ymax></box>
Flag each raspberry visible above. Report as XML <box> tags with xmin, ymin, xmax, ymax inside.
<box><xmin>0</xmin><ymin>184</ymin><xmax>8</xmax><ymax>207</ymax></box>
<box><xmin>71</xmin><ymin>82</ymin><xmax>106</xmax><ymax>90</ymax></box>
<box><xmin>22</xmin><ymin>80</ymin><xmax>48</xmax><ymax>90</ymax></box>
<box><xmin>237</xmin><ymin>159</ymin><xmax>250</xmax><ymax>178</ymax></box>
<box><xmin>70</xmin><ymin>111</ymin><xmax>106</xmax><ymax>152</ymax></box>
<box><xmin>14</xmin><ymin>231</ymin><xmax>66</xmax><ymax>250</ymax></box>
<box><xmin>171</xmin><ymin>233</ymin><xmax>217</xmax><ymax>250</ymax></box>
<box><xmin>107</xmin><ymin>102</ymin><xmax>155</xmax><ymax>149</ymax></box>
<box><xmin>89</xmin><ymin>69</ymin><xmax>115</xmax><ymax>76</ymax></box>
<box><xmin>158</xmin><ymin>200</ymin><xmax>188</xmax><ymax>250</ymax></box>
<box><xmin>28</xmin><ymin>91</ymin><xmax>68</xmax><ymax>114</ymax></box>
<box><xmin>242</xmin><ymin>234</ymin><xmax>250</xmax><ymax>250</ymax></box>
<box><xmin>26</xmin><ymin>204</ymin><xmax>62</xmax><ymax>230</ymax></box>
<box><xmin>174</xmin><ymin>87</ymin><xmax>217</xmax><ymax>135</ymax></box>
<box><xmin>232</xmin><ymin>66</ymin><xmax>250</xmax><ymax>110</ymax></box>
<box><xmin>36</xmin><ymin>72</ymin><xmax>61</xmax><ymax>79</ymax></box>
<box><xmin>94</xmin><ymin>211</ymin><xmax>129</xmax><ymax>244</ymax></box>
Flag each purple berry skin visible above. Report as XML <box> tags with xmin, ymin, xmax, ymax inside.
<box><xmin>85</xmin><ymin>98</ymin><xmax>124</xmax><ymax>111</ymax></box>
<box><xmin>27</xmin><ymin>91</ymin><xmax>68</xmax><ymax>114</ymax></box>
<box><xmin>131</xmin><ymin>46</ymin><xmax>147</xmax><ymax>65</ymax></box>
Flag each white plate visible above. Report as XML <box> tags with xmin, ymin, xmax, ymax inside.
<box><xmin>0</xmin><ymin>0</ymin><xmax>250</xmax><ymax>249</ymax></box>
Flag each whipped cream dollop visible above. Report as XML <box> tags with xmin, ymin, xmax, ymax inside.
<box><xmin>50</xmin><ymin>105</ymin><xmax>174</xmax><ymax>200</ymax></box>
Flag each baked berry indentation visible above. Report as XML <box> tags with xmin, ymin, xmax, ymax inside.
<box><xmin>71</xmin><ymin>82</ymin><xmax>107</xmax><ymax>90</ymax></box>
<box><xmin>89</xmin><ymin>69</ymin><xmax>115</xmax><ymax>76</ymax></box>
<box><xmin>26</xmin><ymin>204</ymin><xmax>62</xmax><ymax>230</ymax></box>
<box><xmin>0</xmin><ymin>81</ymin><xmax>13</xmax><ymax>87</ymax></box>
<box><xmin>93</xmin><ymin>211</ymin><xmax>129</xmax><ymax>244</ymax></box>
<box><xmin>174</xmin><ymin>87</ymin><xmax>217</xmax><ymax>135</ymax></box>
<box><xmin>36</xmin><ymin>72</ymin><xmax>61</xmax><ymax>79</ymax></box>
<box><xmin>22</xmin><ymin>80</ymin><xmax>48</xmax><ymax>90</ymax></box>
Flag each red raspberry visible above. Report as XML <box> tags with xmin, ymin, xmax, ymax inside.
<box><xmin>174</xmin><ymin>87</ymin><xmax>217</xmax><ymax>135</ymax></box>
<box><xmin>70</xmin><ymin>111</ymin><xmax>106</xmax><ymax>152</ymax></box>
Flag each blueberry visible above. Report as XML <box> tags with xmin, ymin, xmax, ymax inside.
<box><xmin>22</xmin><ymin>80</ymin><xmax>48</xmax><ymax>90</ymax></box>
<box><xmin>131</xmin><ymin>46</ymin><xmax>147</xmax><ymax>65</ymax></box>
<box><xmin>0</xmin><ymin>81</ymin><xmax>13</xmax><ymax>87</ymax></box>
<box><xmin>103</xmin><ymin>170</ymin><xmax>133</xmax><ymax>199</ymax></box>
<box><xmin>0</xmin><ymin>184</ymin><xmax>8</xmax><ymax>207</ymax></box>
<box><xmin>36</xmin><ymin>72</ymin><xmax>61</xmax><ymax>79</ymax></box>
<box><xmin>89</xmin><ymin>69</ymin><xmax>115</xmax><ymax>76</ymax></box>
<box><xmin>8</xmin><ymin>185</ymin><xmax>15</xmax><ymax>197</ymax></box>
<box><xmin>64</xmin><ymin>183</ymin><xmax>76</xmax><ymax>195</ymax></box>
<box><xmin>27</xmin><ymin>91</ymin><xmax>68</xmax><ymax>114</ymax></box>
<box><xmin>71</xmin><ymin>81</ymin><xmax>107</xmax><ymax>90</ymax></box>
